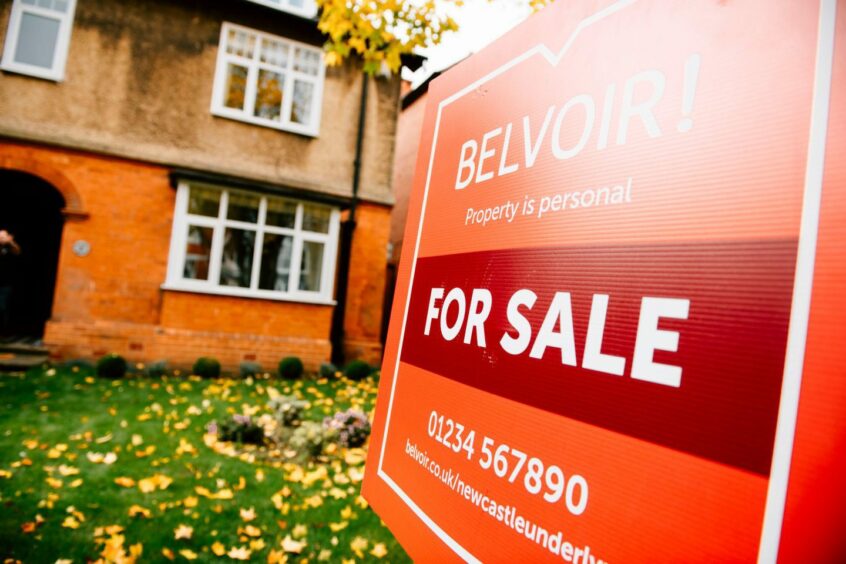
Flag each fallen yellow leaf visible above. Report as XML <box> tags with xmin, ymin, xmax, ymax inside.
<box><xmin>115</xmin><ymin>477</ymin><xmax>136</xmax><ymax>488</ymax></box>
<box><xmin>242</xmin><ymin>524</ymin><xmax>262</xmax><ymax>537</ymax></box>
<box><xmin>227</xmin><ymin>546</ymin><xmax>251</xmax><ymax>560</ymax></box>
<box><xmin>291</xmin><ymin>524</ymin><xmax>307</xmax><ymax>539</ymax></box>
<box><xmin>174</xmin><ymin>524</ymin><xmax>193</xmax><ymax>540</ymax></box>
<box><xmin>350</xmin><ymin>536</ymin><xmax>368</xmax><ymax>558</ymax></box>
<box><xmin>128</xmin><ymin>505</ymin><xmax>151</xmax><ymax>518</ymax></box>
<box><xmin>61</xmin><ymin>516</ymin><xmax>80</xmax><ymax>529</ymax></box>
<box><xmin>370</xmin><ymin>543</ymin><xmax>388</xmax><ymax>558</ymax></box>
<box><xmin>211</xmin><ymin>541</ymin><xmax>227</xmax><ymax>556</ymax></box>
<box><xmin>249</xmin><ymin>538</ymin><xmax>266</xmax><ymax>551</ymax></box>
<box><xmin>239</xmin><ymin>507</ymin><xmax>256</xmax><ymax>522</ymax></box>
<box><xmin>58</xmin><ymin>465</ymin><xmax>79</xmax><ymax>476</ymax></box>
<box><xmin>179</xmin><ymin>548</ymin><xmax>198</xmax><ymax>560</ymax></box>
<box><xmin>280</xmin><ymin>535</ymin><xmax>306</xmax><ymax>554</ymax></box>
<box><xmin>267</xmin><ymin>548</ymin><xmax>288</xmax><ymax>563</ymax></box>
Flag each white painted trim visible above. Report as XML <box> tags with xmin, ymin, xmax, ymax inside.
<box><xmin>210</xmin><ymin>22</ymin><xmax>325</xmax><ymax>137</ymax></box>
<box><xmin>245</xmin><ymin>0</ymin><xmax>318</xmax><ymax>19</ymax></box>
<box><xmin>1</xmin><ymin>0</ymin><xmax>77</xmax><ymax>82</ymax></box>
<box><xmin>165</xmin><ymin>180</ymin><xmax>340</xmax><ymax>304</ymax></box>
<box><xmin>757</xmin><ymin>0</ymin><xmax>837</xmax><ymax>561</ymax></box>
<box><xmin>375</xmin><ymin>2</ymin><xmax>640</xmax><ymax>560</ymax></box>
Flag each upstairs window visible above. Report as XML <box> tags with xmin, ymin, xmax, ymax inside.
<box><xmin>165</xmin><ymin>182</ymin><xmax>340</xmax><ymax>304</ymax></box>
<box><xmin>1</xmin><ymin>0</ymin><xmax>76</xmax><ymax>81</ymax></box>
<box><xmin>211</xmin><ymin>23</ymin><xmax>325</xmax><ymax>136</ymax></box>
<box><xmin>246</xmin><ymin>0</ymin><xmax>318</xmax><ymax>19</ymax></box>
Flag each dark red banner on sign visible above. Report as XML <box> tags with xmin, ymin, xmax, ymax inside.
<box><xmin>401</xmin><ymin>239</ymin><xmax>797</xmax><ymax>476</ymax></box>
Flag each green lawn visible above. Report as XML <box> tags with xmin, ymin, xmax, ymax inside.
<box><xmin>0</xmin><ymin>365</ymin><xmax>409</xmax><ymax>563</ymax></box>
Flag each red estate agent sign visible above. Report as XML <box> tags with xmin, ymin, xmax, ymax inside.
<box><xmin>363</xmin><ymin>0</ymin><xmax>846</xmax><ymax>561</ymax></box>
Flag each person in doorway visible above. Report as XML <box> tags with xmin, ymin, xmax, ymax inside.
<box><xmin>0</xmin><ymin>230</ymin><xmax>21</xmax><ymax>333</ymax></box>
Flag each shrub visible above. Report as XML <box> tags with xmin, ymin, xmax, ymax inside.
<box><xmin>268</xmin><ymin>394</ymin><xmax>308</xmax><ymax>427</ymax></box>
<box><xmin>193</xmin><ymin>357</ymin><xmax>221</xmax><ymax>378</ymax></box>
<box><xmin>319</xmin><ymin>362</ymin><xmax>338</xmax><ymax>378</ymax></box>
<box><xmin>289</xmin><ymin>421</ymin><xmax>329</xmax><ymax>457</ymax></box>
<box><xmin>278</xmin><ymin>357</ymin><xmax>304</xmax><ymax>380</ymax></box>
<box><xmin>145</xmin><ymin>360</ymin><xmax>168</xmax><ymax>378</ymax></box>
<box><xmin>96</xmin><ymin>354</ymin><xmax>127</xmax><ymax>379</ymax></box>
<box><xmin>240</xmin><ymin>361</ymin><xmax>262</xmax><ymax>379</ymax></box>
<box><xmin>343</xmin><ymin>360</ymin><xmax>372</xmax><ymax>381</ymax></box>
<box><xmin>215</xmin><ymin>414</ymin><xmax>264</xmax><ymax>445</ymax></box>
<box><xmin>324</xmin><ymin>409</ymin><xmax>371</xmax><ymax>448</ymax></box>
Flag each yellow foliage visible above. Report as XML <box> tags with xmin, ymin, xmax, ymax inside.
<box><xmin>316</xmin><ymin>0</ymin><xmax>459</xmax><ymax>75</ymax></box>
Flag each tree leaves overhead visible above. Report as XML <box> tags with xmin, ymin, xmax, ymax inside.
<box><xmin>316</xmin><ymin>0</ymin><xmax>552</xmax><ymax>75</ymax></box>
<box><xmin>317</xmin><ymin>0</ymin><xmax>460</xmax><ymax>75</ymax></box>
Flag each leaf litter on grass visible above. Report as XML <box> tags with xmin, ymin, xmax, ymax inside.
<box><xmin>0</xmin><ymin>365</ymin><xmax>406</xmax><ymax>562</ymax></box>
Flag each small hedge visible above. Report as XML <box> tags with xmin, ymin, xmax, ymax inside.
<box><xmin>193</xmin><ymin>357</ymin><xmax>221</xmax><ymax>379</ymax></box>
<box><xmin>343</xmin><ymin>360</ymin><xmax>372</xmax><ymax>381</ymax></box>
<box><xmin>96</xmin><ymin>354</ymin><xmax>127</xmax><ymax>379</ymax></box>
<box><xmin>319</xmin><ymin>362</ymin><xmax>338</xmax><ymax>378</ymax></box>
<box><xmin>278</xmin><ymin>357</ymin><xmax>304</xmax><ymax>380</ymax></box>
<box><xmin>145</xmin><ymin>360</ymin><xmax>168</xmax><ymax>378</ymax></box>
<box><xmin>239</xmin><ymin>361</ymin><xmax>262</xmax><ymax>379</ymax></box>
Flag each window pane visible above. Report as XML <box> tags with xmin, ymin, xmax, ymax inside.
<box><xmin>223</xmin><ymin>63</ymin><xmax>248</xmax><ymax>110</ymax></box>
<box><xmin>187</xmin><ymin>186</ymin><xmax>220</xmax><ymax>217</ymax></box>
<box><xmin>265</xmin><ymin>197</ymin><xmax>297</xmax><ymax>228</ymax></box>
<box><xmin>14</xmin><ymin>13</ymin><xmax>60</xmax><ymax>69</ymax></box>
<box><xmin>226</xmin><ymin>192</ymin><xmax>260</xmax><ymax>223</ymax></box>
<box><xmin>302</xmin><ymin>204</ymin><xmax>330</xmax><ymax>233</ymax></box>
<box><xmin>290</xmin><ymin>80</ymin><xmax>314</xmax><ymax>125</ymax></box>
<box><xmin>293</xmin><ymin>47</ymin><xmax>320</xmax><ymax>76</ymax></box>
<box><xmin>225</xmin><ymin>28</ymin><xmax>256</xmax><ymax>58</ymax></box>
<box><xmin>54</xmin><ymin>0</ymin><xmax>69</xmax><ymax>12</ymax></box>
<box><xmin>299</xmin><ymin>241</ymin><xmax>324</xmax><ymax>292</ymax></box>
<box><xmin>260</xmin><ymin>38</ymin><xmax>288</xmax><ymax>68</ymax></box>
<box><xmin>183</xmin><ymin>225</ymin><xmax>214</xmax><ymax>281</ymax></box>
<box><xmin>259</xmin><ymin>233</ymin><xmax>293</xmax><ymax>292</ymax></box>
<box><xmin>254</xmin><ymin>69</ymin><xmax>284</xmax><ymax>121</ymax></box>
<box><xmin>219</xmin><ymin>228</ymin><xmax>255</xmax><ymax>288</ymax></box>
<box><xmin>289</xmin><ymin>0</ymin><xmax>305</xmax><ymax>8</ymax></box>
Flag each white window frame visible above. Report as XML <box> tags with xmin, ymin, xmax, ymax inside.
<box><xmin>211</xmin><ymin>22</ymin><xmax>325</xmax><ymax>137</ymax></box>
<box><xmin>1</xmin><ymin>0</ymin><xmax>76</xmax><ymax>81</ymax></box>
<box><xmin>246</xmin><ymin>0</ymin><xmax>318</xmax><ymax>19</ymax></box>
<box><xmin>163</xmin><ymin>181</ymin><xmax>340</xmax><ymax>305</ymax></box>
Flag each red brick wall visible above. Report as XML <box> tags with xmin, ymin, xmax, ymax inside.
<box><xmin>1</xmin><ymin>140</ymin><xmax>387</xmax><ymax>371</ymax></box>
<box><xmin>344</xmin><ymin>202</ymin><xmax>390</xmax><ymax>364</ymax></box>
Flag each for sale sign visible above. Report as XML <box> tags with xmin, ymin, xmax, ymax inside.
<box><xmin>363</xmin><ymin>0</ymin><xmax>845</xmax><ymax>561</ymax></box>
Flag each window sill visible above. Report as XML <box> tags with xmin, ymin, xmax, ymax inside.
<box><xmin>211</xmin><ymin>107</ymin><xmax>319</xmax><ymax>138</ymax></box>
<box><xmin>0</xmin><ymin>61</ymin><xmax>64</xmax><ymax>82</ymax></box>
<box><xmin>161</xmin><ymin>283</ymin><xmax>335</xmax><ymax>306</ymax></box>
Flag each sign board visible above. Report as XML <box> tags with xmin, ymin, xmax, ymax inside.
<box><xmin>363</xmin><ymin>0</ymin><xmax>845</xmax><ymax>561</ymax></box>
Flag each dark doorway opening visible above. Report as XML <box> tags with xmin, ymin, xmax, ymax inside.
<box><xmin>0</xmin><ymin>170</ymin><xmax>65</xmax><ymax>339</ymax></box>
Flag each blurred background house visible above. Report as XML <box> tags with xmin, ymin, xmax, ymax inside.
<box><xmin>0</xmin><ymin>0</ymin><xmax>420</xmax><ymax>370</ymax></box>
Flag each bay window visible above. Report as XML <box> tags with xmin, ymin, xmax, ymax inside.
<box><xmin>165</xmin><ymin>183</ymin><xmax>340</xmax><ymax>304</ymax></box>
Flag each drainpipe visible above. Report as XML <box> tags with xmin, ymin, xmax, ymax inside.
<box><xmin>330</xmin><ymin>72</ymin><xmax>368</xmax><ymax>366</ymax></box>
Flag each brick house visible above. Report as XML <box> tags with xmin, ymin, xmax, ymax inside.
<box><xmin>0</xmin><ymin>0</ymin><xmax>414</xmax><ymax>369</ymax></box>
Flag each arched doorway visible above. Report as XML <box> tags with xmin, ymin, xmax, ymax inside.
<box><xmin>0</xmin><ymin>170</ymin><xmax>65</xmax><ymax>340</ymax></box>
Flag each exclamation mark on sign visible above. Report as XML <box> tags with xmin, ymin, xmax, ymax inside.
<box><xmin>677</xmin><ymin>54</ymin><xmax>701</xmax><ymax>133</ymax></box>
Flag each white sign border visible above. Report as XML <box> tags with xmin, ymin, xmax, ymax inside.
<box><xmin>374</xmin><ymin>1</ymin><xmax>837</xmax><ymax>562</ymax></box>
